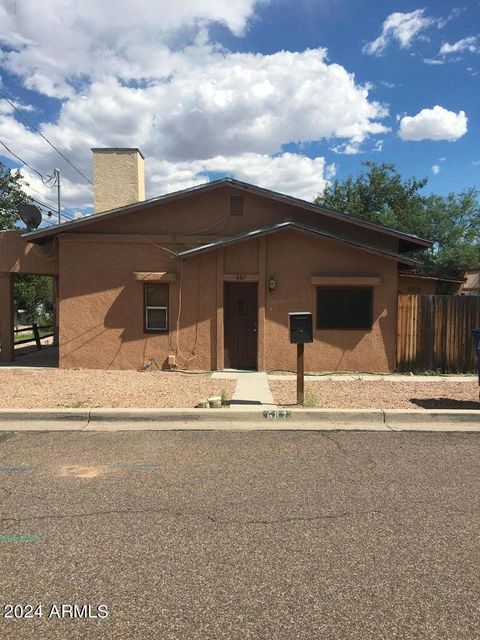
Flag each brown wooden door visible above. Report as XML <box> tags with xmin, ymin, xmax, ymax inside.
<box><xmin>224</xmin><ymin>283</ymin><xmax>258</xmax><ymax>370</ymax></box>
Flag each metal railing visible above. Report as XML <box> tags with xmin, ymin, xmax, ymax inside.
<box><xmin>14</xmin><ymin>323</ymin><xmax>54</xmax><ymax>350</ymax></box>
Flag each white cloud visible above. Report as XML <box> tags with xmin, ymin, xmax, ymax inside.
<box><xmin>149</xmin><ymin>152</ymin><xmax>334</xmax><ymax>200</ymax></box>
<box><xmin>0</xmin><ymin>97</ymin><xmax>37</xmax><ymax>114</ymax></box>
<box><xmin>0</xmin><ymin>46</ymin><xmax>388</xmax><ymax>206</ymax></box>
<box><xmin>363</xmin><ymin>10</ymin><xmax>437</xmax><ymax>56</ymax></box>
<box><xmin>399</xmin><ymin>106</ymin><xmax>468</xmax><ymax>142</ymax></box>
<box><xmin>423</xmin><ymin>57</ymin><xmax>445</xmax><ymax>65</ymax></box>
<box><xmin>0</xmin><ymin>1</ymin><xmax>390</xmax><ymax>206</ymax></box>
<box><xmin>431</xmin><ymin>164</ymin><xmax>440</xmax><ymax>174</ymax></box>
<box><xmin>0</xmin><ymin>0</ymin><xmax>270</xmax><ymax>97</ymax></box>
<box><xmin>440</xmin><ymin>36</ymin><xmax>479</xmax><ymax>56</ymax></box>
<box><xmin>330</xmin><ymin>142</ymin><xmax>362</xmax><ymax>155</ymax></box>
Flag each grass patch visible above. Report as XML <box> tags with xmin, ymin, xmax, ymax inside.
<box><xmin>304</xmin><ymin>389</ymin><xmax>317</xmax><ymax>408</ymax></box>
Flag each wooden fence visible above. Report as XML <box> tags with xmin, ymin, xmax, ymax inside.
<box><xmin>14</xmin><ymin>323</ymin><xmax>54</xmax><ymax>350</ymax></box>
<box><xmin>397</xmin><ymin>294</ymin><xmax>480</xmax><ymax>373</ymax></box>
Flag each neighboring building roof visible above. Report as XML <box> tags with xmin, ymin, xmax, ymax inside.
<box><xmin>459</xmin><ymin>267</ymin><xmax>480</xmax><ymax>292</ymax></box>
<box><xmin>23</xmin><ymin>177</ymin><xmax>433</xmax><ymax>251</ymax></box>
<box><xmin>398</xmin><ymin>272</ymin><xmax>466</xmax><ymax>284</ymax></box>
<box><xmin>178</xmin><ymin>220</ymin><xmax>423</xmax><ymax>268</ymax></box>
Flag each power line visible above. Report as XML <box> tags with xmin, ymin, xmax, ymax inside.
<box><xmin>0</xmin><ymin>87</ymin><xmax>93</xmax><ymax>186</ymax></box>
<box><xmin>24</xmin><ymin>185</ymin><xmax>78</xmax><ymax>220</ymax></box>
<box><xmin>29</xmin><ymin>197</ymin><xmax>75</xmax><ymax>223</ymax></box>
<box><xmin>0</xmin><ymin>140</ymin><xmax>55</xmax><ymax>186</ymax></box>
<box><xmin>0</xmin><ymin>138</ymin><xmax>82</xmax><ymax>221</ymax></box>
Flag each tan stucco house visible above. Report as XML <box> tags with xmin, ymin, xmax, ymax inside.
<box><xmin>0</xmin><ymin>148</ymin><xmax>433</xmax><ymax>372</ymax></box>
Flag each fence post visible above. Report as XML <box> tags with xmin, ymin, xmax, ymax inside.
<box><xmin>32</xmin><ymin>323</ymin><xmax>42</xmax><ymax>351</ymax></box>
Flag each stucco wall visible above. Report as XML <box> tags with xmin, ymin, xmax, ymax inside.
<box><xmin>263</xmin><ymin>231</ymin><xmax>397</xmax><ymax>372</ymax></box>
<box><xmin>58</xmin><ymin>235</ymin><xmax>217</xmax><ymax>370</ymax></box>
<box><xmin>74</xmin><ymin>187</ymin><xmax>401</xmax><ymax>253</ymax></box>
<box><xmin>0</xmin><ymin>230</ymin><xmax>57</xmax><ymax>275</ymax></box>
<box><xmin>58</xmin><ymin>227</ymin><xmax>397</xmax><ymax>372</ymax></box>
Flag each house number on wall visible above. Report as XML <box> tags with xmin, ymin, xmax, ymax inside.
<box><xmin>235</xmin><ymin>273</ymin><xmax>247</xmax><ymax>280</ymax></box>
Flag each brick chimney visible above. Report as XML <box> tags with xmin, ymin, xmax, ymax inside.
<box><xmin>92</xmin><ymin>148</ymin><xmax>145</xmax><ymax>213</ymax></box>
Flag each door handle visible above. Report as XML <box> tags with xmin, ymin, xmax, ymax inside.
<box><xmin>252</xmin><ymin>321</ymin><xmax>257</xmax><ymax>333</ymax></box>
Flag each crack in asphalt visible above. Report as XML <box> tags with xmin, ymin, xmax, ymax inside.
<box><xmin>318</xmin><ymin>432</ymin><xmax>347</xmax><ymax>453</ymax></box>
<box><xmin>2</xmin><ymin>503</ymin><xmax>477</xmax><ymax>527</ymax></box>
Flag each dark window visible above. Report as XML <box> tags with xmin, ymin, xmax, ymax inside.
<box><xmin>144</xmin><ymin>284</ymin><xmax>169</xmax><ymax>332</ymax></box>
<box><xmin>230</xmin><ymin>195</ymin><xmax>244</xmax><ymax>215</ymax></box>
<box><xmin>316</xmin><ymin>287</ymin><xmax>373</xmax><ymax>330</ymax></box>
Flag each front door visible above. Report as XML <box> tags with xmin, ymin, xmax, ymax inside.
<box><xmin>224</xmin><ymin>282</ymin><xmax>258</xmax><ymax>370</ymax></box>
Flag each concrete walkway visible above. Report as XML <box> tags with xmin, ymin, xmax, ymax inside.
<box><xmin>213</xmin><ymin>371</ymin><xmax>277</xmax><ymax>410</ymax></box>
<box><xmin>267</xmin><ymin>373</ymin><xmax>478</xmax><ymax>382</ymax></box>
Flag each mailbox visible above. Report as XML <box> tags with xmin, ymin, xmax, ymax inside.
<box><xmin>289</xmin><ymin>312</ymin><xmax>313</xmax><ymax>344</ymax></box>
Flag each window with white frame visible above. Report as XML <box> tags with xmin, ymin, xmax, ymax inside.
<box><xmin>144</xmin><ymin>284</ymin><xmax>169</xmax><ymax>332</ymax></box>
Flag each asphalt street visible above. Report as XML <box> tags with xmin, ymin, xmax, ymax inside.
<box><xmin>0</xmin><ymin>429</ymin><xmax>479</xmax><ymax>639</ymax></box>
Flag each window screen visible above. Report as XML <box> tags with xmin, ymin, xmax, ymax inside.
<box><xmin>230</xmin><ymin>195</ymin><xmax>244</xmax><ymax>215</ymax></box>
<box><xmin>316</xmin><ymin>287</ymin><xmax>373</xmax><ymax>330</ymax></box>
<box><xmin>144</xmin><ymin>284</ymin><xmax>169</xmax><ymax>331</ymax></box>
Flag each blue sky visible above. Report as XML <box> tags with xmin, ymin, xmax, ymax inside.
<box><xmin>0</xmin><ymin>0</ymin><xmax>478</xmax><ymax>218</ymax></box>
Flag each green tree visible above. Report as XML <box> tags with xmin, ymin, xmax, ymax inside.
<box><xmin>0</xmin><ymin>161</ymin><xmax>54</xmax><ymax>324</ymax></box>
<box><xmin>0</xmin><ymin>160</ymin><xmax>30</xmax><ymax>229</ymax></box>
<box><xmin>315</xmin><ymin>161</ymin><xmax>480</xmax><ymax>274</ymax></box>
<box><xmin>14</xmin><ymin>274</ymin><xmax>54</xmax><ymax>324</ymax></box>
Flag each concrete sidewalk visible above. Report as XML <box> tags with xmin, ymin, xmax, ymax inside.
<box><xmin>267</xmin><ymin>373</ymin><xmax>478</xmax><ymax>382</ymax></box>
<box><xmin>224</xmin><ymin>371</ymin><xmax>277</xmax><ymax>410</ymax></box>
<box><xmin>0</xmin><ymin>407</ymin><xmax>479</xmax><ymax>431</ymax></box>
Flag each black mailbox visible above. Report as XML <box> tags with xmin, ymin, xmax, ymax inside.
<box><xmin>289</xmin><ymin>312</ymin><xmax>313</xmax><ymax>344</ymax></box>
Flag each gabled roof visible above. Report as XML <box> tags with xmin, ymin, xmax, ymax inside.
<box><xmin>179</xmin><ymin>220</ymin><xmax>423</xmax><ymax>268</ymax></box>
<box><xmin>23</xmin><ymin>177</ymin><xmax>433</xmax><ymax>251</ymax></box>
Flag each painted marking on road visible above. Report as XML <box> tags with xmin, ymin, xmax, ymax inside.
<box><xmin>59</xmin><ymin>465</ymin><xmax>106</xmax><ymax>479</ymax></box>
<box><xmin>0</xmin><ymin>466</ymin><xmax>30</xmax><ymax>473</ymax></box>
<box><xmin>0</xmin><ymin>534</ymin><xmax>40</xmax><ymax>542</ymax></box>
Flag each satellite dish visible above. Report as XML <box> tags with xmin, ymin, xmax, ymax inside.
<box><xmin>18</xmin><ymin>203</ymin><xmax>42</xmax><ymax>231</ymax></box>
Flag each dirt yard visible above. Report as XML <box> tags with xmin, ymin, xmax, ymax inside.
<box><xmin>0</xmin><ymin>369</ymin><xmax>235</xmax><ymax>408</ymax></box>
<box><xmin>269</xmin><ymin>379</ymin><xmax>480</xmax><ymax>409</ymax></box>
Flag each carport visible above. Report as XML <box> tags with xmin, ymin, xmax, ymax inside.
<box><xmin>0</xmin><ymin>229</ymin><xmax>58</xmax><ymax>364</ymax></box>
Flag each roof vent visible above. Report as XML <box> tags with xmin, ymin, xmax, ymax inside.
<box><xmin>230</xmin><ymin>195</ymin><xmax>244</xmax><ymax>216</ymax></box>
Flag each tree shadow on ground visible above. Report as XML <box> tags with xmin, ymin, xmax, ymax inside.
<box><xmin>410</xmin><ymin>398</ymin><xmax>480</xmax><ymax>410</ymax></box>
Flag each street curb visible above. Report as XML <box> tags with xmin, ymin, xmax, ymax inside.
<box><xmin>0</xmin><ymin>407</ymin><xmax>478</xmax><ymax>431</ymax></box>
<box><xmin>0</xmin><ymin>409</ymin><xmax>89</xmax><ymax>422</ymax></box>
<box><xmin>383</xmin><ymin>409</ymin><xmax>480</xmax><ymax>424</ymax></box>
<box><xmin>0</xmin><ymin>408</ymin><xmax>384</xmax><ymax>424</ymax></box>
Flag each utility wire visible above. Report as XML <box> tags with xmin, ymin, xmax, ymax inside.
<box><xmin>24</xmin><ymin>185</ymin><xmax>78</xmax><ymax>220</ymax></box>
<box><xmin>0</xmin><ymin>140</ymin><xmax>54</xmax><ymax>186</ymax></box>
<box><xmin>29</xmin><ymin>197</ymin><xmax>73</xmax><ymax>223</ymax></box>
<box><xmin>0</xmin><ymin>88</ymin><xmax>93</xmax><ymax>186</ymax></box>
<box><xmin>0</xmin><ymin>139</ymin><xmax>81</xmax><ymax>221</ymax></box>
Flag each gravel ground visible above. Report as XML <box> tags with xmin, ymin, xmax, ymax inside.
<box><xmin>0</xmin><ymin>369</ymin><xmax>235</xmax><ymax>408</ymax></box>
<box><xmin>270</xmin><ymin>379</ymin><xmax>480</xmax><ymax>409</ymax></box>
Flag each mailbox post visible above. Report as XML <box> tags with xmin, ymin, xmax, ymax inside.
<box><xmin>289</xmin><ymin>312</ymin><xmax>313</xmax><ymax>405</ymax></box>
